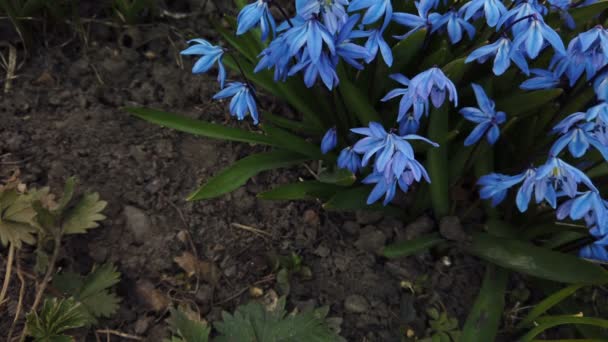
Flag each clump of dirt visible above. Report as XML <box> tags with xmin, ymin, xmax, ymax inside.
<box><xmin>0</xmin><ymin>6</ymin><xmax>484</xmax><ymax>341</ymax></box>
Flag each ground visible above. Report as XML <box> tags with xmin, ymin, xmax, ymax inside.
<box><xmin>0</xmin><ymin>3</ymin><xmax>486</xmax><ymax>341</ymax></box>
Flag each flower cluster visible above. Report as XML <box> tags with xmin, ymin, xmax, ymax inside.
<box><xmin>179</xmin><ymin>0</ymin><xmax>608</xmax><ymax>262</ymax></box>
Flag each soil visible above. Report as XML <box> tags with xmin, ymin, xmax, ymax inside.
<box><xmin>0</xmin><ymin>2</ymin><xmax>486</xmax><ymax>341</ymax></box>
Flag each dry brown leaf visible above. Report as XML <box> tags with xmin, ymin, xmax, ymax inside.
<box><xmin>173</xmin><ymin>252</ymin><xmax>220</xmax><ymax>285</ymax></box>
<box><xmin>135</xmin><ymin>280</ymin><xmax>170</xmax><ymax>312</ymax></box>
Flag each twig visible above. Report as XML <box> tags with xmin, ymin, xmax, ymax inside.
<box><xmin>0</xmin><ymin>43</ymin><xmax>17</xmax><ymax>93</ymax></box>
<box><xmin>7</xmin><ymin>251</ymin><xmax>25</xmax><ymax>341</ymax></box>
<box><xmin>96</xmin><ymin>329</ymin><xmax>143</xmax><ymax>341</ymax></box>
<box><xmin>0</xmin><ymin>244</ymin><xmax>15</xmax><ymax>308</ymax></box>
<box><xmin>19</xmin><ymin>232</ymin><xmax>63</xmax><ymax>342</ymax></box>
<box><xmin>230</xmin><ymin>223</ymin><xmax>272</xmax><ymax>237</ymax></box>
<box><xmin>216</xmin><ymin>274</ymin><xmax>276</xmax><ymax>305</ymax></box>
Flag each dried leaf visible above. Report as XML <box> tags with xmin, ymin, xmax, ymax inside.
<box><xmin>135</xmin><ymin>280</ymin><xmax>170</xmax><ymax>312</ymax></box>
<box><xmin>174</xmin><ymin>252</ymin><xmax>220</xmax><ymax>285</ymax></box>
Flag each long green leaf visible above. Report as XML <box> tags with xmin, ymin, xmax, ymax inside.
<box><xmin>262</xmin><ymin>124</ymin><xmax>327</xmax><ymax>160</ymax></box>
<box><xmin>337</xmin><ymin>66</ymin><xmax>382</xmax><ymax>125</ymax></box>
<box><xmin>427</xmin><ymin>104</ymin><xmax>450</xmax><ymax>218</ymax></box>
<box><xmin>516</xmin><ymin>284</ymin><xmax>585</xmax><ymax>330</ymax></box>
<box><xmin>519</xmin><ymin>316</ymin><xmax>608</xmax><ymax>342</ymax></box>
<box><xmin>495</xmin><ymin>89</ymin><xmax>563</xmax><ymax>117</ymax></box>
<box><xmin>465</xmin><ymin>232</ymin><xmax>608</xmax><ymax>284</ymax></box>
<box><xmin>323</xmin><ymin>186</ymin><xmax>404</xmax><ymax>216</ymax></box>
<box><xmin>188</xmin><ymin>151</ymin><xmax>309</xmax><ymax>200</ymax></box>
<box><xmin>126</xmin><ymin>107</ymin><xmax>273</xmax><ymax>145</ymax></box>
<box><xmin>258</xmin><ymin>181</ymin><xmax>342</xmax><ymax>201</ymax></box>
<box><xmin>462</xmin><ymin>264</ymin><xmax>509</xmax><ymax>342</ymax></box>
<box><xmin>382</xmin><ymin>233</ymin><xmax>444</xmax><ymax>258</ymax></box>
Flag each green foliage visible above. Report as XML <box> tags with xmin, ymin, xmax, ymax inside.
<box><xmin>382</xmin><ymin>233</ymin><xmax>444</xmax><ymax>259</ymax></box>
<box><xmin>26</xmin><ymin>297</ymin><xmax>89</xmax><ymax>342</ymax></box>
<box><xmin>420</xmin><ymin>307</ymin><xmax>461</xmax><ymax>342</ymax></box>
<box><xmin>52</xmin><ymin>263</ymin><xmax>121</xmax><ymax>324</ymax></box>
<box><xmin>0</xmin><ymin>183</ymin><xmax>39</xmax><ymax>248</ymax></box>
<box><xmin>113</xmin><ymin>0</ymin><xmax>155</xmax><ymax>24</ymax></box>
<box><xmin>166</xmin><ymin>307</ymin><xmax>211</xmax><ymax>342</ymax></box>
<box><xmin>215</xmin><ymin>298</ymin><xmax>338</xmax><ymax>342</ymax></box>
<box><xmin>61</xmin><ymin>192</ymin><xmax>107</xmax><ymax>234</ymax></box>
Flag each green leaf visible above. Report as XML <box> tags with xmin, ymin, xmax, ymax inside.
<box><xmin>519</xmin><ymin>316</ymin><xmax>608</xmax><ymax>342</ymax></box>
<box><xmin>188</xmin><ymin>151</ymin><xmax>309</xmax><ymax>201</ymax></box>
<box><xmin>516</xmin><ymin>284</ymin><xmax>584</xmax><ymax>330</ymax></box>
<box><xmin>442</xmin><ymin>58</ymin><xmax>468</xmax><ymax>84</ymax></box>
<box><xmin>214</xmin><ymin>300</ymin><xmax>339</xmax><ymax>342</ymax></box>
<box><xmin>426</xmin><ymin>104</ymin><xmax>450</xmax><ymax>218</ymax></box>
<box><xmin>258</xmin><ymin>181</ymin><xmax>342</xmax><ymax>201</ymax></box>
<box><xmin>262</xmin><ymin>124</ymin><xmax>326</xmax><ymax>160</ymax></box>
<box><xmin>322</xmin><ymin>186</ymin><xmax>404</xmax><ymax>217</ymax></box>
<box><xmin>382</xmin><ymin>233</ymin><xmax>444</xmax><ymax>259</ymax></box>
<box><xmin>56</xmin><ymin>177</ymin><xmax>75</xmax><ymax>212</ymax></box>
<box><xmin>127</xmin><ymin>107</ymin><xmax>274</xmax><ymax>145</ymax></box>
<box><xmin>263</xmin><ymin>112</ymin><xmax>322</xmax><ymax>135</ymax></box>
<box><xmin>26</xmin><ymin>298</ymin><xmax>89</xmax><ymax>341</ymax></box>
<box><xmin>462</xmin><ymin>264</ymin><xmax>508</xmax><ymax>341</ymax></box>
<box><xmin>215</xmin><ymin>20</ymin><xmax>259</xmax><ymax>62</ymax></box>
<box><xmin>465</xmin><ymin>232</ymin><xmax>608</xmax><ymax>284</ymax></box>
<box><xmin>0</xmin><ymin>188</ymin><xmax>38</xmax><ymax>248</ymax></box>
<box><xmin>52</xmin><ymin>263</ymin><xmax>121</xmax><ymax>323</ymax></box>
<box><xmin>61</xmin><ymin>193</ymin><xmax>107</xmax><ymax>234</ymax></box>
<box><xmin>570</xmin><ymin>0</ymin><xmax>608</xmax><ymax>24</ymax></box>
<box><xmin>167</xmin><ymin>307</ymin><xmax>210</xmax><ymax>342</ymax></box>
<box><xmin>337</xmin><ymin>65</ymin><xmax>382</xmax><ymax>125</ymax></box>
<box><xmin>318</xmin><ymin>168</ymin><xmax>356</xmax><ymax>186</ymax></box>
<box><xmin>495</xmin><ymin>89</ymin><xmax>563</xmax><ymax>118</ymax></box>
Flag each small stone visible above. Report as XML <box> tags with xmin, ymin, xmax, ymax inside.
<box><xmin>342</xmin><ymin>221</ymin><xmax>360</xmax><ymax>235</ymax></box>
<box><xmin>88</xmin><ymin>242</ymin><xmax>108</xmax><ymax>263</ymax></box>
<box><xmin>314</xmin><ymin>245</ymin><xmax>331</xmax><ymax>258</ymax></box>
<box><xmin>356</xmin><ymin>211</ymin><xmax>383</xmax><ymax>225</ymax></box>
<box><xmin>344</xmin><ymin>295</ymin><xmax>369</xmax><ymax>313</ymax></box>
<box><xmin>123</xmin><ymin>206</ymin><xmax>152</xmax><ymax>244</ymax></box>
<box><xmin>439</xmin><ymin>216</ymin><xmax>468</xmax><ymax>242</ymax></box>
<box><xmin>404</xmin><ymin>216</ymin><xmax>435</xmax><ymax>240</ymax></box>
<box><xmin>134</xmin><ymin>316</ymin><xmax>152</xmax><ymax>334</ymax></box>
<box><xmin>303</xmin><ymin>209</ymin><xmax>320</xmax><ymax>226</ymax></box>
<box><xmin>355</xmin><ymin>227</ymin><xmax>386</xmax><ymax>253</ymax></box>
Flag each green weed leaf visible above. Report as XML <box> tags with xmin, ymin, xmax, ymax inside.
<box><xmin>61</xmin><ymin>193</ymin><xmax>107</xmax><ymax>234</ymax></box>
<box><xmin>516</xmin><ymin>284</ymin><xmax>584</xmax><ymax>330</ymax></box>
<box><xmin>383</xmin><ymin>233</ymin><xmax>445</xmax><ymax>259</ymax></box>
<box><xmin>0</xmin><ymin>188</ymin><xmax>38</xmax><ymax>248</ymax></box>
<box><xmin>258</xmin><ymin>181</ymin><xmax>342</xmax><ymax>201</ymax></box>
<box><xmin>188</xmin><ymin>151</ymin><xmax>309</xmax><ymax>201</ymax></box>
<box><xmin>167</xmin><ymin>307</ymin><xmax>210</xmax><ymax>342</ymax></box>
<box><xmin>26</xmin><ymin>298</ymin><xmax>89</xmax><ymax>342</ymax></box>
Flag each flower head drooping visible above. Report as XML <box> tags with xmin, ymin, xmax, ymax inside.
<box><xmin>520</xmin><ymin>68</ymin><xmax>562</xmax><ymax>90</ymax></box>
<box><xmin>432</xmin><ymin>9</ymin><xmax>476</xmax><ymax>44</ymax></box>
<box><xmin>181</xmin><ymin>39</ymin><xmax>226</xmax><ymax>88</ymax></box>
<box><xmin>510</xmin><ymin>14</ymin><xmax>566</xmax><ymax>59</ymax></box>
<box><xmin>297</xmin><ymin>0</ymin><xmax>350</xmax><ymax>34</ymax></box>
<box><xmin>459</xmin><ymin>83</ymin><xmax>506</xmax><ymax>146</ymax></box>
<box><xmin>382</xmin><ymin>68</ymin><xmax>458</xmax><ymax>123</ymax></box>
<box><xmin>213</xmin><ymin>82</ymin><xmax>259</xmax><ymax>124</ymax></box>
<box><xmin>348</xmin><ymin>0</ymin><xmax>393</xmax><ymax>29</ymax></box>
<box><xmin>466</xmin><ymin>37</ymin><xmax>529</xmax><ymax>76</ymax></box>
<box><xmin>337</xmin><ymin>147</ymin><xmax>361</xmax><ymax>173</ymax></box>
<box><xmin>392</xmin><ymin>1</ymin><xmax>440</xmax><ymax>40</ymax></box>
<box><xmin>352</xmin><ymin>28</ymin><xmax>393</xmax><ymax>66</ymax></box>
<box><xmin>321</xmin><ymin>127</ymin><xmax>338</xmax><ymax>154</ymax></box>
<box><xmin>478</xmin><ymin>172</ymin><xmax>527</xmax><ymax>206</ymax></box>
<box><xmin>550</xmin><ymin>114</ymin><xmax>608</xmax><ymax>159</ymax></box>
<box><xmin>460</xmin><ymin>0</ymin><xmax>507</xmax><ymax>27</ymax></box>
<box><xmin>237</xmin><ymin>0</ymin><xmax>277</xmax><ymax>41</ymax></box>
<box><xmin>580</xmin><ymin>243</ymin><xmax>608</xmax><ymax>262</ymax></box>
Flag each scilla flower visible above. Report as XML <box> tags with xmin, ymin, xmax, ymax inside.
<box><xmin>337</xmin><ymin>147</ymin><xmax>361</xmax><ymax>173</ymax></box>
<box><xmin>466</xmin><ymin>37</ymin><xmax>529</xmax><ymax>76</ymax></box>
<box><xmin>348</xmin><ymin>0</ymin><xmax>393</xmax><ymax>28</ymax></box>
<box><xmin>580</xmin><ymin>243</ymin><xmax>608</xmax><ymax>262</ymax></box>
<box><xmin>213</xmin><ymin>82</ymin><xmax>259</xmax><ymax>124</ymax></box>
<box><xmin>511</xmin><ymin>14</ymin><xmax>566</xmax><ymax>59</ymax></box>
<box><xmin>181</xmin><ymin>39</ymin><xmax>226</xmax><ymax>88</ymax></box>
<box><xmin>459</xmin><ymin>83</ymin><xmax>506</xmax><ymax>146</ymax></box>
<box><xmin>460</xmin><ymin>0</ymin><xmax>507</xmax><ymax>27</ymax></box>
<box><xmin>321</xmin><ymin>127</ymin><xmax>338</xmax><ymax>154</ymax></box>
<box><xmin>237</xmin><ymin>0</ymin><xmax>276</xmax><ymax>41</ymax></box>
<box><xmin>432</xmin><ymin>9</ymin><xmax>476</xmax><ymax>44</ymax></box>
<box><xmin>297</xmin><ymin>0</ymin><xmax>350</xmax><ymax>34</ymax></box>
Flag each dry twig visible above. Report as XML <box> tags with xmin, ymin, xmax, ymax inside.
<box><xmin>0</xmin><ymin>244</ymin><xmax>15</xmax><ymax>308</ymax></box>
<box><xmin>95</xmin><ymin>329</ymin><xmax>143</xmax><ymax>341</ymax></box>
<box><xmin>231</xmin><ymin>223</ymin><xmax>272</xmax><ymax>238</ymax></box>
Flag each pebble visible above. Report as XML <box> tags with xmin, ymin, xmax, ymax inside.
<box><xmin>303</xmin><ymin>209</ymin><xmax>320</xmax><ymax>226</ymax></box>
<box><xmin>404</xmin><ymin>216</ymin><xmax>435</xmax><ymax>240</ymax></box>
<box><xmin>342</xmin><ymin>221</ymin><xmax>360</xmax><ymax>236</ymax></box>
<box><xmin>123</xmin><ymin>205</ymin><xmax>152</xmax><ymax>244</ymax></box>
<box><xmin>314</xmin><ymin>245</ymin><xmax>331</xmax><ymax>258</ymax></box>
<box><xmin>355</xmin><ymin>227</ymin><xmax>387</xmax><ymax>253</ymax></box>
<box><xmin>356</xmin><ymin>211</ymin><xmax>384</xmax><ymax>225</ymax></box>
<box><xmin>344</xmin><ymin>295</ymin><xmax>369</xmax><ymax>313</ymax></box>
<box><xmin>439</xmin><ymin>216</ymin><xmax>469</xmax><ymax>242</ymax></box>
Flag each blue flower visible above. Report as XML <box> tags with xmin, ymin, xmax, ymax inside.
<box><xmin>382</xmin><ymin>68</ymin><xmax>458</xmax><ymax>122</ymax></box>
<box><xmin>237</xmin><ymin>0</ymin><xmax>277</xmax><ymax>41</ymax></box>
<box><xmin>351</xmin><ymin>122</ymin><xmax>438</xmax><ymax>173</ymax></box>
<box><xmin>568</xmin><ymin>191</ymin><xmax>607</xmax><ymax>227</ymax></box>
<box><xmin>535</xmin><ymin>157</ymin><xmax>598</xmax><ymax>198</ymax></box>
<box><xmin>586</xmin><ymin>102</ymin><xmax>608</xmax><ymax>124</ymax></box>
<box><xmin>459</xmin><ymin>83</ymin><xmax>507</xmax><ymax>146</ymax></box>
<box><xmin>289</xmin><ymin>52</ymin><xmax>340</xmax><ymax>90</ymax></box>
<box><xmin>348</xmin><ymin>0</ymin><xmax>392</xmax><ymax>28</ymax></box>
<box><xmin>213</xmin><ymin>82</ymin><xmax>259</xmax><ymax>124</ymax></box>
<box><xmin>550</xmin><ymin>120</ymin><xmax>608</xmax><ymax>159</ymax></box>
<box><xmin>520</xmin><ymin>68</ymin><xmax>562</xmax><ymax>90</ymax></box>
<box><xmin>515</xmin><ymin>168</ymin><xmax>558</xmax><ymax>211</ymax></box>
<box><xmin>181</xmin><ymin>39</ymin><xmax>226</xmax><ymax>88</ymax></box>
<box><xmin>547</xmin><ymin>0</ymin><xmax>575</xmax><ymax>29</ymax></box>
<box><xmin>432</xmin><ymin>9</ymin><xmax>476</xmax><ymax>44</ymax></box>
<box><xmin>497</xmin><ymin>0</ymin><xmax>547</xmax><ymax>36</ymax></box>
<box><xmin>580</xmin><ymin>243</ymin><xmax>608</xmax><ymax>262</ymax></box>
<box><xmin>354</xmin><ymin>28</ymin><xmax>393</xmax><ymax>66</ymax></box>
<box><xmin>333</xmin><ymin>14</ymin><xmax>372</xmax><ymax>69</ymax></box>
<box><xmin>466</xmin><ymin>37</ymin><xmax>529</xmax><ymax>76</ymax></box>
<box><xmin>297</xmin><ymin>0</ymin><xmax>350</xmax><ymax>34</ymax></box>
<box><xmin>594</xmin><ymin>71</ymin><xmax>608</xmax><ymax>101</ymax></box>
<box><xmin>362</xmin><ymin>172</ymin><xmax>398</xmax><ymax>205</ymax></box>
<box><xmin>283</xmin><ymin>17</ymin><xmax>336</xmax><ymax>64</ymax></box>
<box><xmin>337</xmin><ymin>147</ymin><xmax>361</xmax><ymax>173</ymax></box>
<box><xmin>511</xmin><ymin>15</ymin><xmax>566</xmax><ymax>59</ymax></box>
<box><xmin>478</xmin><ymin>172</ymin><xmax>526</xmax><ymax>206</ymax></box>
<box><xmin>460</xmin><ymin>0</ymin><xmax>507</xmax><ymax>27</ymax></box>
<box><xmin>321</xmin><ymin>127</ymin><xmax>338</xmax><ymax>154</ymax></box>
<box><xmin>399</xmin><ymin>114</ymin><xmax>421</xmax><ymax>135</ymax></box>
<box><xmin>255</xmin><ymin>34</ymin><xmax>292</xmax><ymax>82</ymax></box>
<box><xmin>392</xmin><ymin>2</ymin><xmax>439</xmax><ymax>39</ymax></box>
